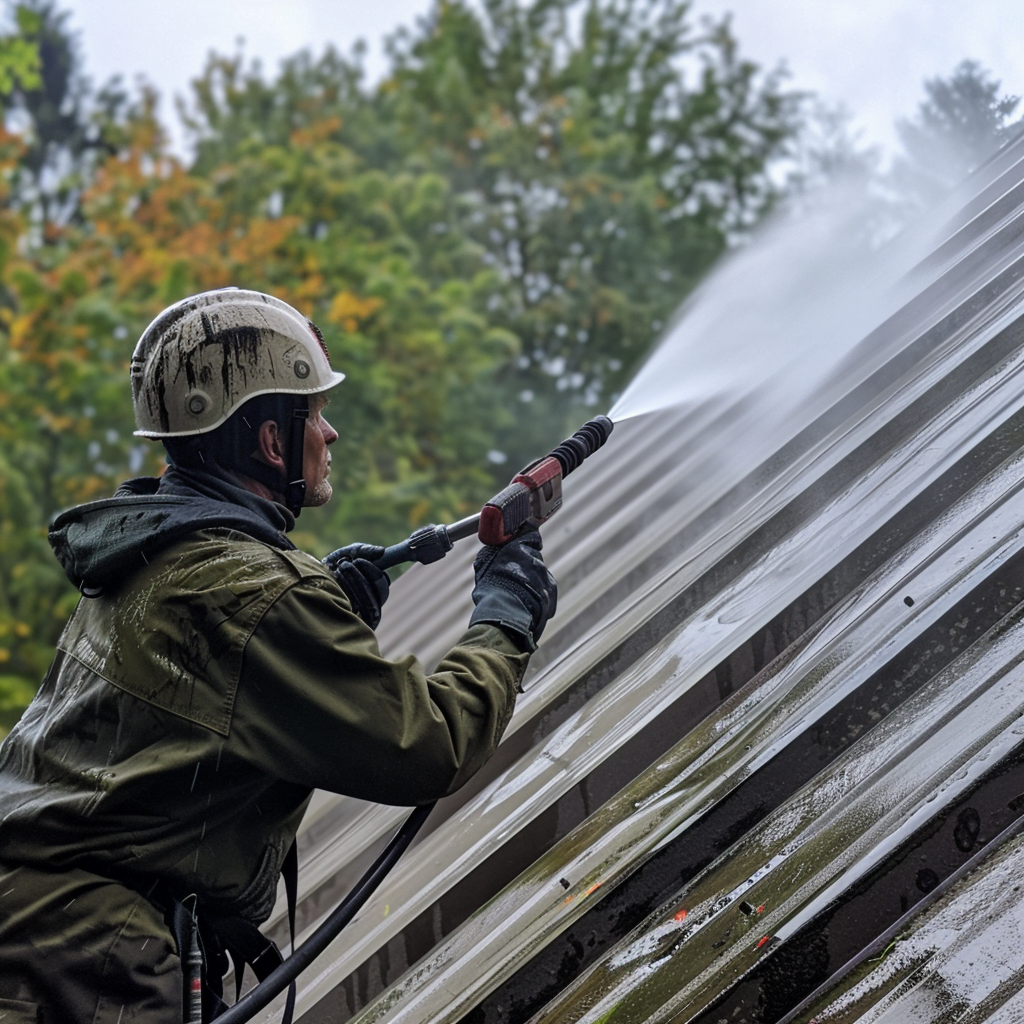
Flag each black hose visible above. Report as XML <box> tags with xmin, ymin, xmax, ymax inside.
<box><xmin>215</xmin><ymin>801</ymin><xmax>436</xmax><ymax>1024</ymax></box>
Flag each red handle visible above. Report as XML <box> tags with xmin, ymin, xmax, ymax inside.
<box><xmin>478</xmin><ymin>456</ymin><xmax>564</xmax><ymax>545</ymax></box>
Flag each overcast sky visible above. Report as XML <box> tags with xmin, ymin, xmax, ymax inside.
<box><xmin>61</xmin><ymin>0</ymin><xmax>1024</xmax><ymax>159</ymax></box>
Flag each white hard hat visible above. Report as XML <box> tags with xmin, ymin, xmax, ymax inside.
<box><xmin>131</xmin><ymin>288</ymin><xmax>345</xmax><ymax>438</ymax></box>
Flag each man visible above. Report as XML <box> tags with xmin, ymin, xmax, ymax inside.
<box><xmin>0</xmin><ymin>288</ymin><xmax>556</xmax><ymax>1023</ymax></box>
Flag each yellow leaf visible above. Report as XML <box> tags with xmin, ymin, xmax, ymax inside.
<box><xmin>326</xmin><ymin>291</ymin><xmax>383</xmax><ymax>330</ymax></box>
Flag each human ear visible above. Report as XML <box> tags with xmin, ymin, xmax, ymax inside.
<box><xmin>256</xmin><ymin>419</ymin><xmax>286</xmax><ymax>470</ymax></box>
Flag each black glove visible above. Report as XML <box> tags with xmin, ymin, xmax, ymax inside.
<box><xmin>323</xmin><ymin>543</ymin><xmax>390</xmax><ymax>629</ymax></box>
<box><xmin>469</xmin><ymin>528</ymin><xmax>557</xmax><ymax>651</ymax></box>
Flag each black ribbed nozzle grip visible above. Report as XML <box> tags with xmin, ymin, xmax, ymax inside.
<box><xmin>548</xmin><ymin>415</ymin><xmax>613</xmax><ymax>477</ymax></box>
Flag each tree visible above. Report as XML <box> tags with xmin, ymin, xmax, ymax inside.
<box><xmin>0</xmin><ymin>0</ymin><xmax>42</xmax><ymax>727</ymax></box>
<box><xmin>379</xmin><ymin>0</ymin><xmax>802</xmax><ymax>458</ymax></box>
<box><xmin>889</xmin><ymin>60</ymin><xmax>1021</xmax><ymax>214</ymax></box>
<box><xmin>0</xmin><ymin>0</ymin><xmax>804</xmax><ymax>730</ymax></box>
<box><xmin>3</xmin><ymin>0</ymin><xmax>96</xmax><ymax>227</ymax></box>
<box><xmin>178</xmin><ymin>0</ymin><xmax>802</xmax><ymax>464</ymax></box>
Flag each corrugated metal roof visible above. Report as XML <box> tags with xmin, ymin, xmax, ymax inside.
<box><xmin>254</xmin><ymin>135</ymin><xmax>1024</xmax><ymax>1023</ymax></box>
<box><xmin>795</xmin><ymin>830</ymin><xmax>1024</xmax><ymax>1022</ymax></box>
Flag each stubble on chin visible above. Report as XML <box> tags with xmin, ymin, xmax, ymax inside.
<box><xmin>306</xmin><ymin>478</ymin><xmax>333</xmax><ymax>507</ymax></box>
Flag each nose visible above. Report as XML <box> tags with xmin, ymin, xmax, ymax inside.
<box><xmin>320</xmin><ymin>414</ymin><xmax>339</xmax><ymax>445</ymax></box>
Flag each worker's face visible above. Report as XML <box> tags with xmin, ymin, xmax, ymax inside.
<box><xmin>303</xmin><ymin>397</ymin><xmax>339</xmax><ymax>507</ymax></box>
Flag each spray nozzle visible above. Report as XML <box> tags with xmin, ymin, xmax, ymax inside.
<box><xmin>548</xmin><ymin>415</ymin><xmax>614</xmax><ymax>477</ymax></box>
<box><xmin>375</xmin><ymin>414</ymin><xmax>615</xmax><ymax>568</ymax></box>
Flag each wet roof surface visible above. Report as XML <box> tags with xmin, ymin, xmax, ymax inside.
<box><xmin>259</xmin><ymin>137</ymin><xmax>1024</xmax><ymax>1024</ymax></box>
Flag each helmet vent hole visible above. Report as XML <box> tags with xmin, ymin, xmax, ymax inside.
<box><xmin>187</xmin><ymin>394</ymin><xmax>207</xmax><ymax>415</ymax></box>
<box><xmin>294</xmin><ymin>360</ymin><xmax>311</xmax><ymax>379</ymax></box>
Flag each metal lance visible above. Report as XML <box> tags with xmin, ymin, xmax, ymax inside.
<box><xmin>377</xmin><ymin>415</ymin><xmax>614</xmax><ymax>570</ymax></box>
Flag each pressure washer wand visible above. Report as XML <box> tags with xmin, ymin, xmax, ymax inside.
<box><xmin>375</xmin><ymin>415</ymin><xmax>614</xmax><ymax>571</ymax></box>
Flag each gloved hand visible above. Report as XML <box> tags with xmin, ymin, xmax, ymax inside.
<box><xmin>323</xmin><ymin>543</ymin><xmax>390</xmax><ymax>629</ymax></box>
<box><xmin>469</xmin><ymin>528</ymin><xmax>557</xmax><ymax>651</ymax></box>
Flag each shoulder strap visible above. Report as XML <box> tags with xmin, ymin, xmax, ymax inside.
<box><xmin>281</xmin><ymin>840</ymin><xmax>299</xmax><ymax>1024</ymax></box>
<box><xmin>210</xmin><ymin>840</ymin><xmax>299</xmax><ymax>1023</ymax></box>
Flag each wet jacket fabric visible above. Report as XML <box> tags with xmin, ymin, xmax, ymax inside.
<box><xmin>0</xmin><ymin>861</ymin><xmax>181</xmax><ymax>1024</ymax></box>
<box><xmin>0</xmin><ymin>468</ymin><xmax>528</xmax><ymax>1022</ymax></box>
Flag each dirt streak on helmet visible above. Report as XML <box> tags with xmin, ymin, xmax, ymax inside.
<box><xmin>131</xmin><ymin>288</ymin><xmax>345</xmax><ymax>438</ymax></box>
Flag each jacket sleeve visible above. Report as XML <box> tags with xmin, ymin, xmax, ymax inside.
<box><xmin>228</xmin><ymin>573</ymin><xmax>530</xmax><ymax>805</ymax></box>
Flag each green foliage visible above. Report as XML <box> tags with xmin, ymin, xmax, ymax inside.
<box><xmin>380</xmin><ymin>0</ymin><xmax>802</xmax><ymax>458</ymax></box>
<box><xmin>0</xmin><ymin>3</ymin><xmax>39</xmax><ymax>100</ymax></box>
<box><xmin>0</xmin><ymin>33</ymin><xmax>37</xmax><ymax>95</ymax></box>
<box><xmin>2</xmin><ymin>8</ymin><xmax>1015</xmax><ymax>741</ymax></box>
<box><xmin>3</xmin><ymin>1</ymin><xmax>93</xmax><ymax>224</ymax></box>
<box><xmin>0</xmin><ymin>0</ymin><xmax>806</xmax><ymax>725</ymax></box>
<box><xmin>177</xmin><ymin>0</ymin><xmax>801</xmax><ymax>464</ymax></box>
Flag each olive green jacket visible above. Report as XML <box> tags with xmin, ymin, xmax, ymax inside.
<box><xmin>0</xmin><ymin>526</ymin><xmax>527</xmax><ymax>926</ymax></box>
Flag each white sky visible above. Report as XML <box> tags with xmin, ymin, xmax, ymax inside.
<box><xmin>63</xmin><ymin>0</ymin><xmax>1024</xmax><ymax>159</ymax></box>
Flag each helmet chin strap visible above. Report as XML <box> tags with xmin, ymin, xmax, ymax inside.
<box><xmin>283</xmin><ymin>404</ymin><xmax>310</xmax><ymax>517</ymax></box>
<box><xmin>162</xmin><ymin>393</ymin><xmax>312</xmax><ymax>518</ymax></box>
<box><xmin>219</xmin><ymin>395</ymin><xmax>309</xmax><ymax>516</ymax></box>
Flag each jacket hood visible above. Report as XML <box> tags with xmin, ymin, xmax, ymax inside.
<box><xmin>49</xmin><ymin>467</ymin><xmax>296</xmax><ymax>596</ymax></box>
